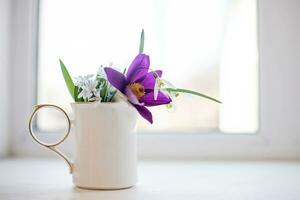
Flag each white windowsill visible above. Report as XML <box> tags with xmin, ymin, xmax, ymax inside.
<box><xmin>0</xmin><ymin>158</ymin><xmax>299</xmax><ymax>200</ymax></box>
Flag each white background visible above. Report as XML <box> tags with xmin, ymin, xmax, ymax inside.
<box><xmin>36</xmin><ymin>0</ymin><xmax>258</xmax><ymax>133</ymax></box>
<box><xmin>0</xmin><ymin>0</ymin><xmax>300</xmax><ymax>159</ymax></box>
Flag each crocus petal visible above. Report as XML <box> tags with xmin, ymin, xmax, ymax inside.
<box><xmin>104</xmin><ymin>67</ymin><xmax>127</xmax><ymax>92</ymax></box>
<box><xmin>140</xmin><ymin>91</ymin><xmax>171</xmax><ymax>107</ymax></box>
<box><xmin>126</xmin><ymin>54</ymin><xmax>150</xmax><ymax>83</ymax></box>
<box><xmin>141</xmin><ymin>70</ymin><xmax>162</xmax><ymax>90</ymax></box>
<box><xmin>125</xmin><ymin>86</ymin><xmax>144</xmax><ymax>106</ymax></box>
<box><xmin>133</xmin><ymin>105</ymin><xmax>153</xmax><ymax>124</ymax></box>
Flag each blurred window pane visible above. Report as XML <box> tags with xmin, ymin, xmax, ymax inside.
<box><xmin>37</xmin><ymin>0</ymin><xmax>258</xmax><ymax>133</ymax></box>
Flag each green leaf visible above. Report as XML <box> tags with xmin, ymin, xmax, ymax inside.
<box><xmin>74</xmin><ymin>86</ymin><xmax>84</xmax><ymax>102</ymax></box>
<box><xmin>164</xmin><ymin>88</ymin><xmax>222</xmax><ymax>103</ymax></box>
<box><xmin>100</xmin><ymin>81</ymin><xmax>108</xmax><ymax>102</ymax></box>
<box><xmin>139</xmin><ymin>29</ymin><xmax>144</xmax><ymax>53</ymax></box>
<box><xmin>59</xmin><ymin>59</ymin><xmax>75</xmax><ymax>101</ymax></box>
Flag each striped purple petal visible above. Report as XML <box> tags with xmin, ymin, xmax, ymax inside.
<box><xmin>140</xmin><ymin>91</ymin><xmax>171</xmax><ymax>106</ymax></box>
<box><xmin>126</xmin><ymin>54</ymin><xmax>150</xmax><ymax>83</ymax></box>
<box><xmin>133</xmin><ymin>105</ymin><xmax>153</xmax><ymax>124</ymax></box>
<box><xmin>104</xmin><ymin>67</ymin><xmax>127</xmax><ymax>92</ymax></box>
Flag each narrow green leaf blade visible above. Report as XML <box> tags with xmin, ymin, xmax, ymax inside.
<box><xmin>139</xmin><ymin>29</ymin><xmax>144</xmax><ymax>53</ymax></box>
<box><xmin>59</xmin><ymin>59</ymin><xmax>75</xmax><ymax>101</ymax></box>
<box><xmin>165</xmin><ymin>88</ymin><xmax>222</xmax><ymax>103</ymax></box>
<box><xmin>74</xmin><ymin>86</ymin><xmax>84</xmax><ymax>102</ymax></box>
<box><xmin>100</xmin><ymin>80</ymin><xmax>108</xmax><ymax>101</ymax></box>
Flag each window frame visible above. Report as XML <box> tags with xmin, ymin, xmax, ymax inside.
<box><xmin>10</xmin><ymin>0</ymin><xmax>300</xmax><ymax>159</ymax></box>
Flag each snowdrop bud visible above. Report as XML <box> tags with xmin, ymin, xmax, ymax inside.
<box><xmin>154</xmin><ymin>78</ymin><xmax>160</xmax><ymax>100</ymax></box>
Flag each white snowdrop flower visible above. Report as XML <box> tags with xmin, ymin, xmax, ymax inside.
<box><xmin>78</xmin><ymin>87</ymin><xmax>92</xmax><ymax>100</ymax></box>
<box><xmin>74</xmin><ymin>74</ymin><xmax>94</xmax><ymax>87</ymax></box>
<box><xmin>157</xmin><ymin>77</ymin><xmax>179</xmax><ymax>98</ymax></box>
<box><xmin>74</xmin><ymin>76</ymin><xmax>85</xmax><ymax>87</ymax></box>
<box><xmin>85</xmin><ymin>79</ymin><xmax>98</xmax><ymax>96</ymax></box>
<box><xmin>152</xmin><ymin>71</ymin><xmax>165</xmax><ymax>100</ymax></box>
<box><xmin>75</xmin><ymin>74</ymin><xmax>100</xmax><ymax>102</ymax></box>
<box><xmin>154</xmin><ymin>78</ymin><xmax>161</xmax><ymax>100</ymax></box>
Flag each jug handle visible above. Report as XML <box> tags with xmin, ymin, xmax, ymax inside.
<box><xmin>28</xmin><ymin>104</ymin><xmax>74</xmax><ymax>174</ymax></box>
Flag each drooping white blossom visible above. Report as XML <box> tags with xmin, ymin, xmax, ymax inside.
<box><xmin>153</xmin><ymin>76</ymin><xmax>178</xmax><ymax>111</ymax></box>
<box><xmin>153</xmin><ymin>77</ymin><xmax>161</xmax><ymax>100</ymax></box>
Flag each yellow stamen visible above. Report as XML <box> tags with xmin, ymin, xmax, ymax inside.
<box><xmin>129</xmin><ymin>83</ymin><xmax>145</xmax><ymax>99</ymax></box>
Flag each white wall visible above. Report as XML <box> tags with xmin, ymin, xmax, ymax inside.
<box><xmin>0</xmin><ymin>0</ymin><xmax>11</xmax><ymax>157</ymax></box>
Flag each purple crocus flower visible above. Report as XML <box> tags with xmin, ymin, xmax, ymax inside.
<box><xmin>104</xmin><ymin>53</ymin><xmax>171</xmax><ymax>123</ymax></box>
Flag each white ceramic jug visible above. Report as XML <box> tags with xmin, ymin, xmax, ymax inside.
<box><xmin>28</xmin><ymin>101</ymin><xmax>138</xmax><ymax>190</ymax></box>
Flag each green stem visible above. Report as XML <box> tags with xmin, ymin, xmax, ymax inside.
<box><xmin>164</xmin><ymin>88</ymin><xmax>222</xmax><ymax>103</ymax></box>
<box><xmin>139</xmin><ymin>29</ymin><xmax>144</xmax><ymax>53</ymax></box>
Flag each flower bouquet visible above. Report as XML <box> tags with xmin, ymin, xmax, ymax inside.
<box><xmin>60</xmin><ymin>30</ymin><xmax>221</xmax><ymax>124</ymax></box>
<box><xmin>28</xmin><ymin>30</ymin><xmax>220</xmax><ymax>189</ymax></box>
